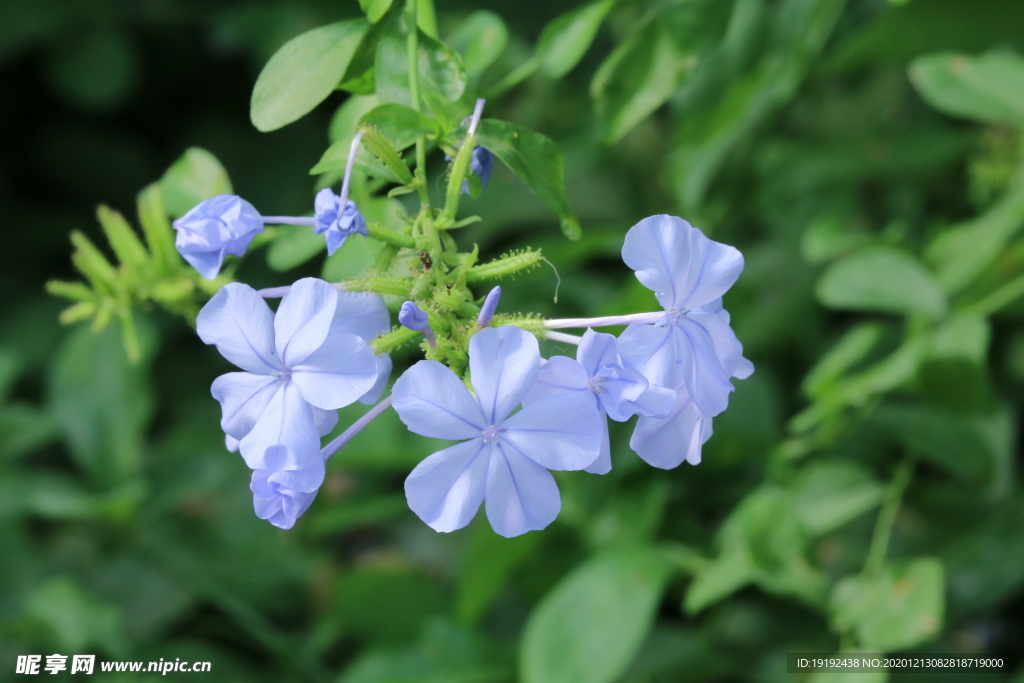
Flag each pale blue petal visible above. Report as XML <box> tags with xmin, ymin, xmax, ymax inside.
<box><xmin>197</xmin><ymin>283</ymin><xmax>282</xmax><ymax>374</ymax></box>
<box><xmin>688</xmin><ymin>308</ymin><xmax>754</xmax><ymax>380</ymax></box>
<box><xmin>618</xmin><ymin>322</ymin><xmax>680</xmax><ymax>390</ymax></box>
<box><xmin>252</xmin><ymin>471</ymin><xmax>319</xmax><ymax>530</ymax></box>
<box><xmin>630</xmin><ymin>391</ymin><xmax>710</xmax><ymax>469</ymax></box>
<box><xmin>576</xmin><ymin>328</ymin><xmax>619</xmax><ymax>377</ymax></box>
<box><xmin>251</xmin><ymin>461</ymin><xmax>325</xmax><ymax>496</ymax></box>
<box><xmin>359</xmin><ymin>354</ymin><xmax>392</xmax><ymax>405</ymax></box>
<box><xmin>622</xmin><ymin>383</ymin><xmax>676</xmax><ymax>421</ymax></box>
<box><xmin>675</xmin><ymin>318</ymin><xmax>735</xmax><ymax>418</ymax></box>
<box><xmin>485</xmin><ymin>443</ymin><xmax>560</xmax><ymax>537</ymax></box>
<box><xmin>501</xmin><ymin>392</ymin><xmax>602</xmax><ymax>471</ymax></box>
<box><xmin>521</xmin><ymin>356</ymin><xmax>588</xmax><ymax>406</ymax></box>
<box><xmin>239</xmin><ymin>381</ymin><xmax>321</xmax><ymax>471</ymax></box>
<box><xmin>622</xmin><ymin>215</ymin><xmax>744</xmax><ymax>311</ymax></box>
<box><xmin>312</xmin><ymin>406</ymin><xmax>339</xmax><ymax>437</ymax></box>
<box><xmin>469</xmin><ymin>326</ymin><xmax>540</xmax><ymax>424</ymax></box>
<box><xmin>392</xmin><ymin>361</ymin><xmax>486</xmax><ymax>439</ymax></box>
<box><xmin>584</xmin><ymin>408</ymin><xmax>612</xmax><ymax>475</ymax></box>
<box><xmin>274</xmin><ymin>278</ymin><xmax>338</xmax><ymax>366</ymax></box>
<box><xmin>405</xmin><ymin>438</ymin><xmax>490</xmax><ymax>533</ymax></box>
<box><xmin>330</xmin><ymin>291</ymin><xmax>390</xmax><ymax>340</ymax></box>
<box><xmin>211</xmin><ymin>372</ymin><xmax>282</xmax><ymax>439</ymax></box>
<box><xmin>290</xmin><ymin>333</ymin><xmax>377</xmax><ymax>410</ymax></box>
<box><xmin>226</xmin><ymin>435</ymin><xmax>239</xmax><ymax>452</ymax></box>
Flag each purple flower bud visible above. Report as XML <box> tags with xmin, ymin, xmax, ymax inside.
<box><xmin>313</xmin><ymin>188</ymin><xmax>368</xmax><ymax>256</ymax></box>
<box><xmin>398</xmin><ymin>301</ymin><xmax>429</xmax><ymax>331</ymax></box>
<box><xmin>477</xmin><ymin>286</ymin><xmax>502</xmax><ymax>327</ymax></box>
<box><xmin>173</xmin><ymin>194</ymin><xmax>263</xmax><ymax>280</ymax></box>
<box><xmin>461</xmin><ymin>146</ymin><xmax>493</xmax><ymax>195</ymax></box>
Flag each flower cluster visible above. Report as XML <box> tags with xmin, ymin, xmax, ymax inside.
<box><xmin>185</xmin><ymin>204</ymin><xmax>749</xmax><ymax>536</ymax></box>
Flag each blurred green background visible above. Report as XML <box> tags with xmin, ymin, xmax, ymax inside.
<box><xmin>4</xmin><ymin>0</ymin><xmax>1024</xmax><ymax>680</ymax></box>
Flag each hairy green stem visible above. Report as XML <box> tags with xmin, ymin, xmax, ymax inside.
<box><xmin>371</xmin><ymin>326</ymin><xmax>422</xmax><ymax>354</ymax></box>
<box><xmin>342</xmin><ymin>275</ymin><xmax>414</xmax><ymax>297</ymax></box>
<box><xmin>367</xmin><ymin>222</ymin><xmax>415</xmax><ymax>248</ymax></box>
<box><xmin>465</xmin><ymin>249</ymin><xmax>544</xmax><ymax>282</ymax></box>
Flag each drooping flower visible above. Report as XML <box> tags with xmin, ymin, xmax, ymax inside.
<box><xmin>173</xmin><ymin>194</ymin><xmax>263</xmax><ymax>280</ymax></box>
<box><xmin>392</xmin><ymin>326</ymin><xmax>603</xmax><ymax>537</ymax></box>
<box><xmin>462</xmin><ymin>146</ymin><xmax>493</xmax><ymax>195</ymax></box>
<box><xmin>628</xmin><ymin>299</ymin><xmax>753</xmax><ymax>469</ymax></box>
<box><xmin>523</xmin><ymin>329</ymin><xmax>675</xmax><ymax>474</ymax></box>
<box><xmin>197</xmin><ymin>278</ymin><xmax>378</xmax><ymax>474</ymax></box>
<box><xmin>313</xmin><ymin>188</ymin><xmax>368</xmax><ymax>256</ymax></box>
<box><xmin>251</xmin><ymin>463</ymin><xmax>324</xmax><ymax>530</ymax></box>
<box><xmin>618</xmin><ymin>215</ymin><xmax>752</xmax><ymax>419</ymax></box>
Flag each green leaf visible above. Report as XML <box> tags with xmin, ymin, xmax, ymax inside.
<box><xmin>359</xmin><ymin>0</ymin><xmax>394</xmax><ymax>24</ymax></box>
<box><xmin>47</xmin><ymin>322</ymin><xmax>153</xmax><ymax>486</ymax></box>
<box><xmin>448</xmin><ymin>10</ymin><xmax>509</xmax><ymax>78</ymax></box>
<box><xmin>250</xmin><ymin>19</ymin><xmax>368</xmax><ymax>132</ymax></box>
<box><xmin>158</xmin><ymin>147</ymin><xmax>233</xmax><ymax>218</ymax></box>
<box><xmin>457</xmin><ymin>520</ymin><xmax>541</xmax><ymax>623</ymax></box>
<box><xmin>266</xmin><ymin>226</ymin><xmax>325</xmax><ymax>271</ymax></box>
<box><xmin>375</xmin><ymin>19</ymin><xmax>467</xmax><ymax>108</ymax></box>
<box><xmin>791</xmin><ymin>460</ymin><xmax>884</xmax><ymax>536</ymax></box>
<box><xmin>801</xmin><ymin>322</ymin><xmax>885</xmax><ymax>399</ymax></box>
<box><xmin>537</xmin><ymin>0</ymin><xmax>613</xmax><ymax>79</ymax></box>
<box><xmin>360</xmin><ymin>102</ymin><xmax>440</xmax><ymax>150</ymax></box>
<box><xmin>329</xmin><ymin>95</ymin><xmax>381</xmax><ymax>144</ymax></box>
<box><xmin>816</xmin><ymin>247</ymin><xmax>947</xmax><ymax>318</ymax></box>
<box><xmin>909</xmin><ymin>52</ymin><xmax>1024</xmax><ymax>127</ymax></box>
<box><xmin>830</xmin><ymin>559</ymin><xmax>945</xmax><ymax>651</ymax></box>
<box><xmin>477</xmin><ymin>119</ymin><xmax>581</xmax><ymax>240</ymax></box>
<box><xmin>522</xmin><ymin>548</ymin><xmax>672</xmax><ymax>683</ymax></box>
<box><xmin>684</xmin><ymin>551</ymin><xmax>754</xmax><ymax>614</ymax></box>
<box><xmin>870</xmin><ymin>404</ymin><xmax>992</xmax><ymax>482</ymax></box>
<box><xmin>591</xmin><ymin>21</ymin><xmax>694</xmax><ymax>143</ymax></box>
<box><xmin>927</xmin><ymin>161</ymin><xmax>1024</xmax><ymax>294</ymax></box>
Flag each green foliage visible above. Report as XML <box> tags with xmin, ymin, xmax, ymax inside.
<box><xmin>24</xmin><ymin>0</ymin><xmax>1024</xmax><ymax>679</ymax></box>
<box><xmin>477</xmin><ymin>120</ymin><xmax>581</xmax><ymax>240</ymax></box>
<box><xmin>521</xmin><ymin>548</ymin><xmax>674</xmax><ymax>683</ymax></box>
<box><xmin>250</xmin><ymin>19</ymin><xmax>369</xmax><ymax>132</ymax></box>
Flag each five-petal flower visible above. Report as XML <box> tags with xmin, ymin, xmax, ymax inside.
<box><xmin>392</xmin><ymin>326</ymin><xmax>603</xmax><ymax>537</ymax></box>
<box><xmin>198</xmin><ymin>278</ymin><xmax>378</xmax><ymax>475</ymax></box>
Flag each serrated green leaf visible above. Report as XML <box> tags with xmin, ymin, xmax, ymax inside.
<box><xmin>816</xmin><ymin>247</ymin><xmax>947</xmax><ymax>318</ymax></box>
<box><xmin>909</xmin><ymin>51</ymin><xmax>1024</xmax><ymax>127</ymax></box>
<box><xmin>477</xmin><ymin>119</ymin><xmax>581</xmax><ymax>240</ymax></box>
<box><xmin>158</xmin><ymin>147</ymin><xmax>233</xmax><ymax>218</ymax></box>
<box><xmin>251</xmin><ymin>20</ymin><xmax>368</xmax><ymax>132</ymax></box>
<box><xmin>521</xmin><ymin>547</ymin><xmax>673</xmax><ymax>683</ymax></box>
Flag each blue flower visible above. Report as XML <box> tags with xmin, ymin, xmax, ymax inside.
<box><xmin>392</xmin><ymin>326</ymin><xmax>603</xmax><ymax>537</ymax></box>
<box><xmin>617</xmin><ymin>215</ymin><xmax>752</xmax><ymax>419</ymax></box>
<box><xmin>523</xmin><ymin>329</ymin><xmax>675</xmax><ymax>474</ymax></box>
<box><xmin>314</xmin><ymin>188</ymin><xmax>368</xmax><ymax>256</ymax></box>
<box><xmin>251</xmin><ymin>463</ymin><xmax>324</xmax><ymax>530</ymax></box>
<box><xmin>173</xmin><ymin>194</ymin><xmax>263</xmax><ymax>280</ymax></box>
<box><xmin>461</xmin><ymin>146</ymin><xmax>493</xmax><ymax>195</ymax></box>
<box><xmin>197</xmin><ymin>278</ymin><xmax>378</xmax><ymax>474</ymax></box>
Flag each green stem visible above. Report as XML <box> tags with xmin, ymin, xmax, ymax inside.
<box><xmin>367</xmin><ymin>222</ymin><xmax>415</xmax><ymax>249</ymax></box>
<box><xmin>407</xmin><ymin>0</ymin><xmax>430</xmax><ymax>209</ymax></box>
<box><xmin>863</xmin><ymin>457</ymin><xmax>914</xmax><ymax>577</ymax></box>
<box><xmin>966</xmin><ymin>271</ymin><xmax>1024</xmax><ymax>316</ymax></box>
<box><xmin>371</xmin><ymin>326</ymin><xmax>422</xmax><ymax>354</ymax></box>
